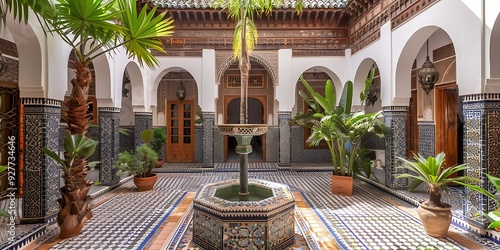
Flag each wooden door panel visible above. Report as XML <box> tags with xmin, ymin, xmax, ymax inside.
<box><xmin>435</xmin><ymin>85</ymin><xmax>458</xmax><ymax>170</ymax></box>
<box><xmin>166</xmin><ymin>100</ymin><xmax>194</xmax><ymax>162</ymax></box>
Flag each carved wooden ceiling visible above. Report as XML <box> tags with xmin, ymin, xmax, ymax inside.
<box><xmin>143</xmin><ymin>0</ymin><xmax>433</xmax><ymax>56</ymax></box>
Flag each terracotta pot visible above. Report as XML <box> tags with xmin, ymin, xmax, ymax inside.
<box><xmin>331</xmin><ymin>175</ymin><xmax>353</xmax><ymax>196</ymax></box>
<box><xmin>133</xmin><ymin>174</ymin><xmax>157</xmax><ymax>192</ymax></box>
<box><xmin>155</xmin><ymin>159</ymin><xmax>164</xmax><ymax>168</ymax></box>
<box><xmin>417</xmin><ymin>202</ymin><xmax>452</xmax><ymax>238</ymax></box>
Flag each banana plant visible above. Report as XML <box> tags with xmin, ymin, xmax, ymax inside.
<box><xmin>292</xmin><ymin>67</ymin><xmax>383</xmax><ymax>177</ymax></box>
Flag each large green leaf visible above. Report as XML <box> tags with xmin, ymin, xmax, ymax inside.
<box><xmin>119</xmin><ymin>0</ymin><xmax>174</xmax><ymax>68</ymax></box>
<box><xmin>63</xmin><ymin>132</ymin><xmax>98</xmax><ymax>158</ymax></box>
<box><xmin>2</xmin><ymin>0</ymin><xmax>55</xmax><ymax>31</ymax></box>
<box><xmin>339</xmin><ymin>80</ymin><xmax>353</xmax><ymax>115</ymax></box>
<box><xmin>0</xmin><ymin>209</ymin><xmax>9</xmax><ymax>218</ymax></box>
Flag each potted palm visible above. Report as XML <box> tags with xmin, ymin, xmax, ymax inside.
<box><xmin>151</xmin><ymin>128</ymin><xmax>166</xmax><ymax>168</ymax></box>
<box><xmin>292</xmin><ymin>67</ymin><xmax>385</xmax><ymax>196</ymax></box>
<box><xmin>396</xmin><ymin>152</ymin><xmax>496</xmax><ymax>237</ymax></box>
<box><xmin>116</xmin><ymin>129</ymin><xmax>158</xmax><ymax>191</ymax></box>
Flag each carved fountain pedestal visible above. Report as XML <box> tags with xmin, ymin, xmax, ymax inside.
<box><xmin>192</xmin><ymin>124</ymin><xmax>295</xmax><ymax>250</ymax></box>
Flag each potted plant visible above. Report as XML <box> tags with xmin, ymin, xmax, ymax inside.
<box><xmin>116</xmin><ymin>130</ymin><xmax>158</xmax><ymax>191</ymax></box>
<box><xmin>42</xmin><ymin>131</ymin><xmax>98</xmax><ymax>238</ymax></box>
<box><xmin>151</xmin><ymin>128</ymin><xmax>166</xmax><ymax>168</ymax></box>
<box><xmin>396</xmin><ymin>152</ymin><xmax>496</xmax><ymax>237</ymax></box>
<box><xmin>292</xmin><ymin>67</ymin><xmax>386</xmax><ymax>196</ymax></box>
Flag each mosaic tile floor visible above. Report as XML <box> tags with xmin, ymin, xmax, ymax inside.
<box><xmin>14</xmin><ymin>165</ymin><xmax>500</xmax><ymax>249</ymax></box>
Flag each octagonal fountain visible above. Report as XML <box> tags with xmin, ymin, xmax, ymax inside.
<box><xmin>192</xmin><ymin>179</ymin><xmax>295</xmax><ymax>249</ymax></box>
<box><xmin>192</xmin><ymin>124</ymin><xmax>295</xmax><ymax>249</ymax></box>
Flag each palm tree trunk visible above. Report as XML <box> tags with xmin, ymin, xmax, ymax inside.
<box><xmin>58</xmin><ymin>155</ymin><xmax>93</xmax><ymax>238</ymax></box>
<box><xmin>59</xmin><ymin>60</ymin><xmax>93</xmax><ymax>238</ymax></box>
<box><xmin>64</xmin><ymin>61</ymin><xmax>92</xmax><ymax>135</ymax></box>
<box><xmin>428</xmin><ymin>184</ymin><xmax>443</xmax><ymax>207</ymax></box>
<box><xmin>240</xmin><ymin>15</ymin><xmax>250</xmax><ymax>125</ymax></box>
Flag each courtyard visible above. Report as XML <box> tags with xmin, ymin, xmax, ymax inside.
<box><xmin>1</xmin><ymin>163</ymin><xmax>498</xmax><ymax>250</ymax></box>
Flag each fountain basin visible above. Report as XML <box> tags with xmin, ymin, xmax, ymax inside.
<box><xmin>192</xmin><ymin>179</ymin><xmax>295</xmax><ymax>250</ymax></box>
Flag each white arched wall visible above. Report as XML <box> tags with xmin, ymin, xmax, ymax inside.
<box><xmin>392</xmin><ymin>0</ymin><xmax>483</xmax><ymax>96</ymax></box>
<box><xmin>350</xmin><ymin>22</ymin><xmax>392</xmax><ymax>106</ymax></box>
<box><xmin>127</xmin><ymin>61</ymin><xmax>149</xmax><ymax>112</ymax></box>
<box><xmin>284</xmin><ymin>56</ymin><xmax>345</xmax><ymax>111</ymax></box>
<box><xmin>352</xmin><ymin>58</ymin><xmax>377</xmax><ymax>107</ymax></box>
<box><xmin>5</xmin><ymin>13</ymin><xmax>47</xmax><ymax>98</ymax></box>
<box><xmin>490</xmin><ymin>12</ymin><xmax>500</xmax><ymax>79</ymax></box>
<box><xmin>148</xmin><ymin>57</ymin><xmax>203</xmax><ymax>112</ymax></box>
<box><xmin>120</xmin><ymin>61</ymin><xmax>144</xmax><ymax>125</ymax></box>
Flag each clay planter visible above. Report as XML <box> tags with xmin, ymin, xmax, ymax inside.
<box><xmin>155</xmin><ymin>159</ymin><xmax>164</xmax><ymax>168</ymax></box>
<box><xmin>331</xmin><ymin>175</ymin><xmax>353</xmax><ymax>196</ymax></box>
<box><xmin>417</xmin><ymin>202</ymin><xmax>452</xmax><ymax>237</ymax></box>
<box><xmin>133</xmin><ymin>174</ymin><xmax>157</xmax><ymax>192</ymax></box>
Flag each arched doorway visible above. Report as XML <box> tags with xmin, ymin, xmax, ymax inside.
<box><xmin>225</xmin><ymin>97</ymin><xmax>265</xmax><ymax>162</ymax></box>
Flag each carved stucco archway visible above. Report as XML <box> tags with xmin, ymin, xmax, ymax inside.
<box><xmin>216</xmin><ymin>51</ymin><xmax>278</xmax><ymax>86</ymax></box>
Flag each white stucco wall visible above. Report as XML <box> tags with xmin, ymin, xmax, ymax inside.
<box><xmin>392</xmin><ymin>0</ymin><xmax>484</xmax><ymax>96</ymax></box>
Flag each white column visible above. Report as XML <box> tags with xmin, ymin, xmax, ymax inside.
<box><xmin>277</xmin><ymin>49</ymin><xmax>293</xmax><ymax>112</ymax></box>
<box><xmin>201</xmin><ymin>49</ymin><xmax>216</xmax><ymax>112</ymax></box>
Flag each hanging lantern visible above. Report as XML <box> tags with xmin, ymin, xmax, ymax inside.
<box><xmin>418</xmin><ymin>41</ymin><xmax>439</xmax><ymax>94</ymax></box>
<box><xmin>366</xmin><ymin>83</ymin><xmax>379</xmax><ymax>106</ymax></box>
<box><xmin>176</xmin><ymin>80</ymin><xmax>186</xmax><ymax>101</ymax></box>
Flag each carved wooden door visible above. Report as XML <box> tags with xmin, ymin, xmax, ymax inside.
<box><xmin>166</xmin><ymin>100</ymin><xmax>194</xmax><ymax>162</ymax></box>
<box><xmin>436</xmin><ymin>86</ymin><xmax>458</xmax><ymax>169</ymax></box>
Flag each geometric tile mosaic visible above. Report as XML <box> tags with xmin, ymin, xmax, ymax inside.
<box><xmin>418</xmin><ymin>121</ymin><xmax>435</xmax><ymax>158</ymax></box>
<box><xmin>50</xmin><ymin>186</ymin><xmax>185</xmax><ymax>249</ymax></box>
<box><xmin>134</xmin><ymin>112</ymin><xmax>152</xmax><ymax>149</ymax></box>
<box><xmin>383</xmin><ymin>106</ymin><xmax>408</xmax><ymax>188</ymax></box>
<box><xmin>278</xmin><ymin>111</ymin><xmax>291</xmax><ymax>165</ymax></box>
<box><xmin>30</xmin><ymin>168</ymin><xmax>500</xmax><ymax>249</ymax></box>
<box><xmin>99</xmin><ymin>107</ymin><xmax>120</xmax><ymax>184</ymax></box>
<box><xmin>21</xmin><ymin>98</ymin><xmax>61</xmax><ymax>222</ymax></box>
<box><xmin>202</xmin><ymin>112</ymin><xmax>215</xmax><ymax>167</ymax></box>
<box><xmin>463</xmin><ymin>95</ymin><xmax>500</xmax><ymax>226</ymax></box>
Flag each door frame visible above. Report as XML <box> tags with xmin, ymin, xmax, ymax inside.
<box><xmin>166</xmin><ymin>99</ymin><xmax>195</xmax><ymax>162</ymax></box>
<box><xmin>223</xmin><ymin>95</ymin><xmax>267</xmax><ymax>162</ymax></box>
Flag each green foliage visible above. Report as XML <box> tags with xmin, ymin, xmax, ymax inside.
<box><xmin>150</xmin><ymin>128</ymin><xmax>166</xmax><ymax>156</ymax></box>
<box><xmin>396</xmin><ymin>152</ymin><xmax>496</xmax><ymax>208</ymax></box>
<box><xmin>482</xmin><ymin>174</ymin><xmax>500</xmax><ymax>229</ymax></box>
<box><xmin>44</xmin><ymin>0</ymin><xmax>174</xmax><ymax>68</ymax></box>
<box><xmin>211</xmin><ymin>0</ymin><xmax>301</xmax><ymax>60</ymax></box>
<box><xmin>0</xmin><ymin>209</ymin><xmax>9</xmax><ymax>218</ymax></box>
<box><xmin>292</xmin><ymin>67</ymin><xmax>385</xmax><ymax>177</ymax></box>
<box><xmin>141</xmin><ymin>129</ymin><xmax>154</xmax><ymax>145</ymax></box>
<box><xmin>42</xmin><ymin>131</ymin><xmax>98</xmax><ymax>176</ymax></box>
<box><xmin>308</xmin><ymin>111</ymin><xmax>385</xmax><ymax>177</ymax></box>
<box><xmin>116</xmin><ymin>144</ymin><xmax>157</xmax><ymax>178</ymax></box>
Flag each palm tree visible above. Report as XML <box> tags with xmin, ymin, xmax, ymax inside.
<box><xmin>2</xmin><ymin>0</ymin><xmax>173</xmax><ymax>238</ymax></box>
<box><xmin>211</xmin><ymin>0</ymin><xmax>300</xmax><ymax>123</ymax></box>
<box><xmin>0</xmin><ymin>0</ymin><xmax>54</xmax><ymax>31</ymax></box>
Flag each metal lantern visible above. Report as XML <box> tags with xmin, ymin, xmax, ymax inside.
<box><xmin>176</xmin><ymin>80</ymin><xmax>186</xmax><ymax>101</ymax></box>
<box><xmin>418</xmin><ymin>41</ymin><xmax>439</xmax><ymax>94</ymax></box>
<box><xmin>366</xmin><ymin>83</ymin><xmax>379</xmax><ymax>106</ymax></box>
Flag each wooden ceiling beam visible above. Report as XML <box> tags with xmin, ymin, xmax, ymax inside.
<box><xmin>202</xmin><ymin>10</ymin><xmax>207</xmax><ymax>27</ymax></box>
<box><xmin>305</xmin><ymin>10</ymin><xmax>311</xmax><ymax>27</ymax></box>
<box><xmin>194</xmin><ymin>11</ymin><xmax>199</xmax><ymax>26</ymax></box>
<box><xmin>210</xmin><ymin>11</ymin><xmax>215</xmax><ymax>27</ymax></box>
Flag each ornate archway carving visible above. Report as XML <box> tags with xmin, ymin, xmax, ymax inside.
<box><xmin>216</xmin><ymin>51</ymin><xmax>278</xmax><ymax>87</ymax></box>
